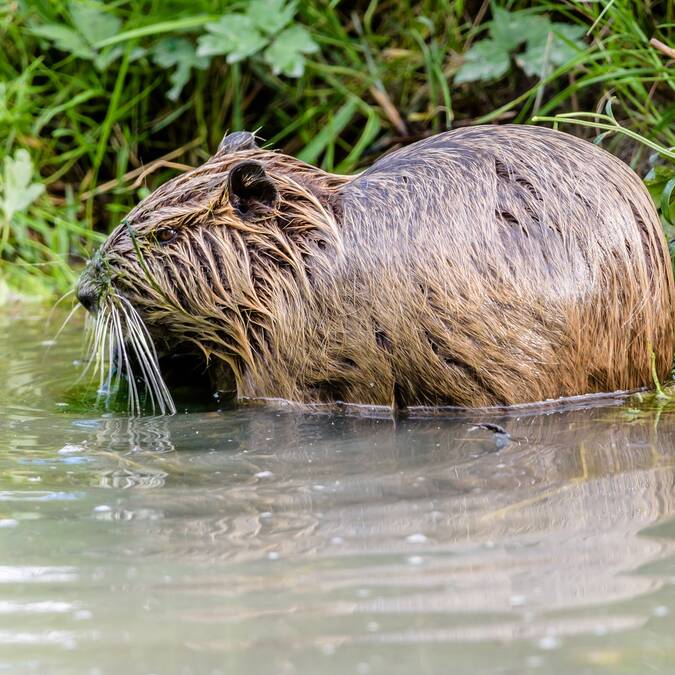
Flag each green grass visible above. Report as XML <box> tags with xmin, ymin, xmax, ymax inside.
<box><xmin>0</xmin><ymin>0</ymin><xmax>673</xmax><ymax>298</ymax></box>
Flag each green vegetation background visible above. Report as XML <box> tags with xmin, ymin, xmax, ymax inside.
<box><xmin>1</xmin><ymin>0</ymin><xmax>673</xmax><ymax>300</ymax></box>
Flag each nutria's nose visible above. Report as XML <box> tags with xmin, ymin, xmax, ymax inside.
<box><xmin>76</xmin><ymin>284</ymin><xmax>98</xmax><ymax>314</ymax></box>
<box><xmin>76</xmin><ymin>255</ymin><xmax>105</xmax><ymax>314</ymax></box>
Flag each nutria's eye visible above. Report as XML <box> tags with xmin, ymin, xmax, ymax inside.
<box><xmin>155</xmin><ymin>227</ymin><xmax>177</xmax><ymax>245</ymax></box>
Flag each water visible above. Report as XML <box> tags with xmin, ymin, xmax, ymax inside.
<box><xmin>0</xmin><ymin>309</ymin><xmax>674</xmax><ymax>674</ymax></box>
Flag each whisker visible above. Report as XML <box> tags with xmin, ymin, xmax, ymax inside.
<box><xmin>96</xmin><ymin>314</ymin><xmax>111</xmax><ymax>396</ymax></box>
<box><xmin>79</xmin><ymin>290</ymin><xmax>176</xmax><ymax>416</ymax></box>
<box><xmin>49</xmin><ymin>302</ymin><xmax>80</xmax><ymax>345</ymax></box>
<box><xmin>46</xmin><ymin>288</ymin><xmax>76</xmax><ymax>329</ymax></box>
<box><xmin>115</xmin><ymin>301</ymin><xmax>159</xmax><ymax>414</ymax></box>
<box><xmin>82</xmin><ymin>311</ymin><xmax>102</xmax><ymax>368</ymax></box>
<box><xmin>100</xmin><ymin>315</ymin><xmax>117</xmax><ymax>407</ymax></box>
<box><xmin>110</xmin><ymin>304</ymin><xmax>140</xmax><ymax>416</ymax></box>
<box><xmin>41</xmin><ymin>302</ymin><xmax>81</xmax><ymax>368</ymax></box>
<box><xmin>78</xmin><ymin>311</ymin><xmax>108</xmax><ymax>383</ymax></box>
<box><xmin>124</xmin><ymin>314</ymin><xmax>166</xmax><ymax>414</ymax></box>
<box><xmin>114</xmin><ymin>294</ymin><xmax>176</xmax><ymax>415</ymax></box>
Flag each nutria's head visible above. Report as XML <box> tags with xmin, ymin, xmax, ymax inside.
<box><xmin>76</xmin><ymin>131</ymin><xmax>342</xmax><ymax>413</ymax></box>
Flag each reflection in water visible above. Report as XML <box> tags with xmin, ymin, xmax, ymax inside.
<box><xmin>0</xmin><ymin>311</ymin><xmax>674</xmax><ymax>674</ymax></box>
<box><xmin>91</xmin><ymin>415</ymin><xmax>177</xmax><ymax>456</ymax></box>
<box><xmin>71</xmin><ymin>407</ymin><xmax>675</xmax><ymax>658</ymax></box>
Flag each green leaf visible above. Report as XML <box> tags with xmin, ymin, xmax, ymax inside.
<box><xmin>263</xmin><ymin>25</ymin><xmax>318</xmax><ymax>77</ymax></box>
<box><xmin>489</xmin><ymin>7</ymin><xmax>548</xmax><ymax>52</ymax></box>
<box><xmin>93</xmin><ymin>45</ymin><xmax>124</xmax><ymax>71</ymax></box>
<box><xmin>645</xmin><ymin>165</ymin><xmax>675</xmax><ymax>224</ymax></box>
<box><xmin>247</xmin><ymin>0</ymin><xmax>296</xmax><ymax>35</ymax></box>
<box><xmin>551</xmin><ymin>23</ymin><xmax>586</xmax><ymax>43</ymax></box>
<box><xmin>518</xmin><ymin>41</ymin><xmax>548</xmax><ymax>77</ymax></box>
<box><xmin>548</xmin><ymin>23</ymin><xmax>586</xmax><ymax>64</ymax></box>
<box><xmin>454</xmin><ymin>40</ymin><xmax>511</xmax><ymax>84</ymax></box>
<box><xmin>660</xmin><ymin>176</ymin><xmax>675</xmax><ymax>224</ymax></box>
<box><xmin>30</xmin><ymin>24</ymin><xmax>94</xmax><ymax>59</ymax></box>
<box><xmin>2</xmin><ymin>150</ymin><xmax>45</xmax><ymax>223</ymax></box>
<box><xmin>645</xmin><ymin>165</ymin><xmax>675</xmax><ymax>196</ymax></box>
<box><xmin>165</xmin><ymin>63</ymin><xmax>192</xmax><ymax>101</ymax></box>
<box><xmin>152</xmin><ymin>38</ymin><xmax>210</xmax><ymax>100</ymax></box>
<box><xmin>517</xmin><ymin>23</ymin><xmax>586</xmax><ymax>77</ymax></box>
<box><xmin>197</xmin><ymin>15</ymin><xmax>267</xmax><ymax>62</ymax></box>
<box><xmin>69</xmin><ymin>0</ymin><xmax>121</xmax><ymax>46</ymax></box>
<box><xmin>152</xmin><ymin>37</ymin><xmax>209</xmax><ymax>69</ymax></box>
<box><xmin>30</xmin><ymin>3</ymin><xmax>124</xmax><ymax>65</ymax></box>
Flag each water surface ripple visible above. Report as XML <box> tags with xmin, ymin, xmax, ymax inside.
<box><xmin>0</xmin><ymin>310</ymin><xmax>674</xmax><ymax>674</ymax></box>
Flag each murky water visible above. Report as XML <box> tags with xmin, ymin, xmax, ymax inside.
<box><xmin>1</xmin><ymin>309</ymin><xmax>674</xmax><ymax>674</ymax></box>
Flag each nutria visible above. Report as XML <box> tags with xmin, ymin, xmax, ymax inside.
<box><xmin>76</xmin><ymin>125</ymin><xmax>674</xmax><ymax>414</ymax></box>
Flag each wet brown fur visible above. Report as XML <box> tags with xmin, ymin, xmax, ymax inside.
<box><xmin>78</xmin><ymin>125</ymin><xmax>675</xmax><ymax>409</ymax></box>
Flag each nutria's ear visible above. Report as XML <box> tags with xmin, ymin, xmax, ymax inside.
<box><xmin>228</xmin><ymin>160</ymin><xmax>278</xmax><ymax>221</ymax></box>
<box><xmin>217</xmin><ymin>131</ymin><xmax>258</xmax><ymax>156</ymax></box>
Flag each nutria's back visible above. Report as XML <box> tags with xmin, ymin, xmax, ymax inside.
<box><xmin>76</xmin><ymin>125</ymin><xmax>674</xmax><ymax>411</ymax></box>
<box><xmin>267</xmin><ymin>125</ymin><xmax>674</xmax><ymax>407</ymax></box>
